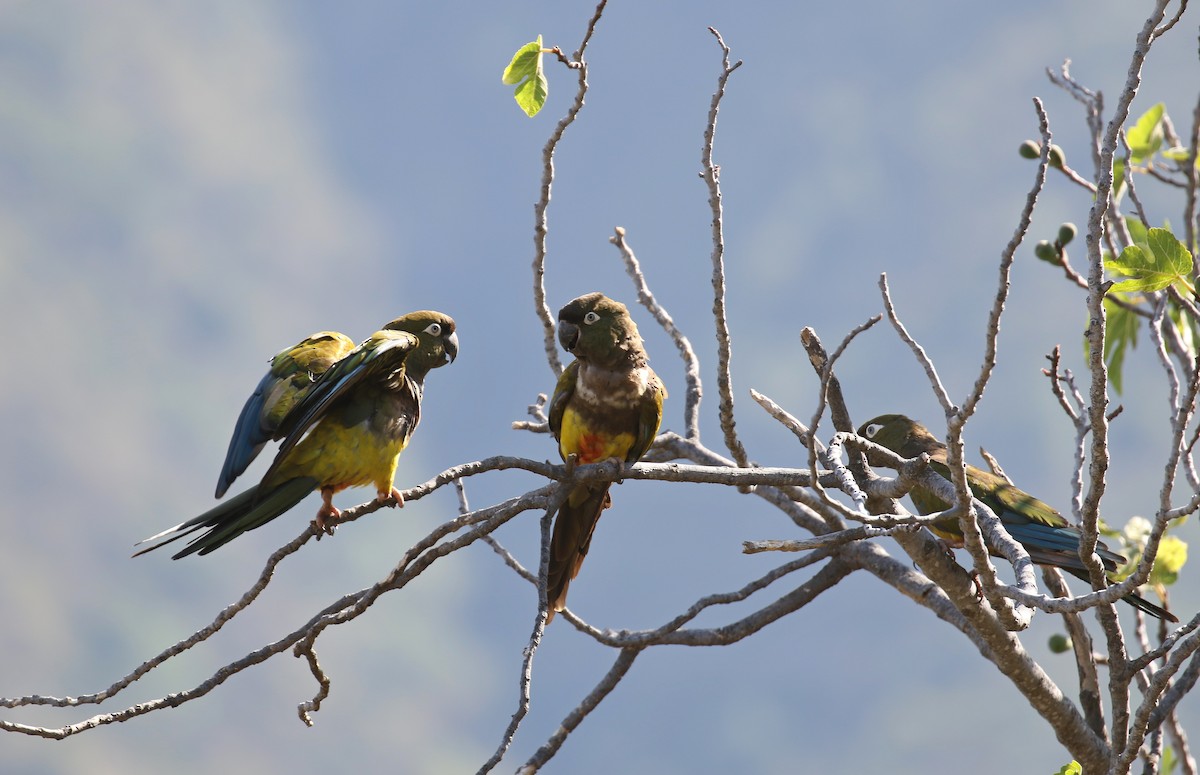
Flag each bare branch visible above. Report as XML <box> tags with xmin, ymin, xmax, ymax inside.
<box><xmin>877</xmin><ymin>273</ymin><xmax>956</xmax><ymax>414</ymax></box>
<box><xmin>750</xmin><ymin>388</ymin><xmax>822</xmax><ymax>452</ymax></box>
<box><xmin>1046</xmin><ymin>59</ymin><xmax>1103</xmax><ymax>175</ymax></box>
<box><xmin>517</xmin><ymin>648</ymin><xmax>641</xmax><ymax>774</ymax></box>
<box><xmin>1043</xmin><ymin>566</ymin><xmax>1107</xmax><ymax>739</ymax></box>
<box><xmin>294</xmin><ymin>642</ymin><xmax>330</xmax><ymax>727</ymax></box>
<box><xmin>799</xmin><ymin>321</ymin><xmax>881</xmax><ymax>515</ymax></box>
<box><xmin>531</xmin><ymin>0</ymin><xmax>609</xmax><ymax>377</ymax></box>
<box><xmin>610</xmin><ymin>226</ymin><xmax>703</xmax><ymax>440</ymax></box>
<box><xmin>477</xmin><ymin>493</ymin><xmax>564</xmax><ymax>775</ymax></box>
<box><xmin>701</xmin><ymin>27</ymin><xmax>749</xmax><ymax>468</ymax></box>
<box><xmin>959</xmin><ymin>97</ymin><xmax>1051</xmax><ymax>419</ymax></box>
<box><xmin>1185</xmin><ymin>94</ymin><xmax>1200</xmax><ymax>263</ymax></box>
<box><xmin>742</xmin><ymin>524</ymin><xmax>920</xmax><ymax>554</ymax></box>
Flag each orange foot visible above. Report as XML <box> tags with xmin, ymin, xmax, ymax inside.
<box><xmin>314</xmin><ymin>487</ymin><xmax>342</xmax><ymax>535</ymax></box>
<box><xmin>376</xmin><ymin>486</ymin><xmax>404</xmax><ymax>509</ymax></box>
<box><xmin>969</xmin><ymin>570</ymin><xmax>984</xmax><ymax>601</ymax></box>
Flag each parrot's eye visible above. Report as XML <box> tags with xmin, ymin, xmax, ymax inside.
<box><xmin>583</xmin><ymin>311</ymin><xmax>601</xmax><ymax>325</ymax></box>
<box><xmin>864</xmin><ymin>423</ymin><xmax>882</xmax><ymax>438</ymax></box>
<box><xmin>424</xmin><ymin>323</ymin><xmax>442</xmax><ymax>337</ymax></box>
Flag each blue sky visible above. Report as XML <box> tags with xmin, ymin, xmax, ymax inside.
<box><xmin>0</xmin><ymin>2</ymin><xmax>1196</xmax><ymax>773</ymax></box>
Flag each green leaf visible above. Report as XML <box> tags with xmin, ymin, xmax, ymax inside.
<box><xmin>1053</xmin><ymin>762</ymin><xmax>1083</xmax><ymax>775</ymax></box>
<box><xmin>1112</xmin><ymin>157</ymin><xmax>1127</xmax><ymax>201</ymax></box>
<box><xmin>1101</xmin><ymin>296</ymin><xmax>1139</xmax><ymax>394</ymax></box>
<box><xmin>1127</xmin><ymin>102</ymin><xmax>1165</xmax><ymax>163</ymax></box>
<box><xmin>1164</xmin><ymin>743</ymin><xmax>1179</xmax><ymax>775</ymax></box>
<box><xmin>502</xmin><ymin>36</ymin><xmax>548</xmax><ymax>117</ymax></box>
<box><xmin>1150</xmin><ymin>535</ymin><xmax>1188</xmax><ymax>586</ymax></box>
<box><xmin>1107</xmin><ymin>228</ymin><xmax>1194</xmax><ymax>293</ymax></box>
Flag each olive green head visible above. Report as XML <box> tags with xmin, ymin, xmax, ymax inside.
<box><xmin>857</xmin><ymin>413</ymin><xmax>941</xmax><ymax>459</ymax></box>
<box><xmin>557</xmin><ymin>292</ymin><xmax>646</xmax><ymax>369</ymax></box>
<box><xmin>383</xmin><ymin>310</ymin><xmax>459</xmax><ymax>377</ymax></box>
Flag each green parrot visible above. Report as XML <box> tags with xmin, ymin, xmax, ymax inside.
<box><xmin>136</xmin><ymin>311</ymin><xmax>458</xmax><ymax>558</ymax></box>
<box><xmin>858</xmin><ymin>413</ymin><xmax>1176</xmax><ymax>622</ymax></box>
<box><xmin>546</xmin><ymin>292</ymin><xmax>665</xmax><ymax>621</ymax></box>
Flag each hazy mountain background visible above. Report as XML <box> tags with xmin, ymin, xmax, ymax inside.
<box><xmin>1</xmin><ymin>2</ymin><xmax>1196</xmax><ymax>773</ymax></box>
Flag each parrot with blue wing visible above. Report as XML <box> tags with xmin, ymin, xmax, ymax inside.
<box><xmin>136</xmin><ymin>311</ymin><xmax>457</xmax><ymax>558</ymax></box>
<box><xmin>858</xmin><ymin>413</ymin><xmax>1176</xmax><ymax>622</ymax></box>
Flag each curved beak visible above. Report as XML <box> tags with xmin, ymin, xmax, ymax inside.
<box><xmin>557</xmin><ymin>320</ymin><xmax>579</xmax><ymax>353</ymax></box>
<box><xmin>443</xmin><ymin>331</ymin><xmax>459</xmax><ymax>364</ymax></box>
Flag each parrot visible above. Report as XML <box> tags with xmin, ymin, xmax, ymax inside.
<box><xmin>545</xmin><ymin>292</ymin><xmax>665</xmax><ymax>621</ymax></box>
<box><xmin>136</xmin><ymin>311</ymin><xmax>458</xmax><ymax>558</ymax></box>
<box><xmin>857</xmin><ymin>413</ymin><xmax>1176</xmax><ymax>622</ymax></box>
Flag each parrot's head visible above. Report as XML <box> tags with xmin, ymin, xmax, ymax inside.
<box><xmin>384</xmin><ymin>310</ymin><xmax>459</xmax><ymax>376</ymax></box>
<box><xmin>557</xmin><ymin>292</ymin><xmax>647</xmax><ymax>369</ymax></box>
<box><xmin>858</xmin><ymin>414</ymin><xmax>939</xmax><ymax>461</ymax></box>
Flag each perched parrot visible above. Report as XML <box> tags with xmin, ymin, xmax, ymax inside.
<box><xmin>136</xmin><ymin>311</ymin><xmax>458</xmax><ymax>559</ymax></box>
<box><xmin>857</xmin><ymin>413</ymin><xmax>1176</xmax><ymax>622</ymax></box>
<box><xmin>546</xmin><ymin>292</ymin><xmax>665</xmax><ymax>621</ymax></box>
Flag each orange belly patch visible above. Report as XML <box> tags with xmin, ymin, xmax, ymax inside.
<box><xmin>576</xmin><ymin>432</ymin><xmax>609</xmax><ymax>464</ymax></box>
<box><xmin>560</xmin><ymin>408</ymin><xmax>634</xmax><ymax>464</ymax></box>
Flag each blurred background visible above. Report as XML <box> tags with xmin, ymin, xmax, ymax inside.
<box><xmin>1</xmin><ymin>2</ymin><xmax>1196</xmax><ymax>772</ymax></box>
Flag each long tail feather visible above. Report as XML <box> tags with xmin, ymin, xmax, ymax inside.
<box><xmin>1059</xmin><ymin>567</ymin><xmax>1178</xmax><ymax>622</ymax></box>
<box><xmin>134</xmin><ymin>477</ymin><xmax>318</xmax><ymax>559</ymax></box>
<box><xmin>546</xmin><ymin>484</ymin><xmax>611</xmax><ymax>622</ymax></box>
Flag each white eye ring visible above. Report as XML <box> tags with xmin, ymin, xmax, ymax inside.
<box><xmin>424</xmin><ymin>322</ymin><xmax>442</xmax><ymax>336</ymax></box>
<box><xmin>583</xmin><ymin>311</ymin><xmax>600</xmax><ymax>325</ymax></box>
<box><xmin>865</xmin><ymin>423</ymin><xmax>882</xmax><ymax>438</ymax></box>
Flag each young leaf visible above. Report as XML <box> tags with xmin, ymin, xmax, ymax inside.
<box><xmin>1127</xmin><ymin>102</ymin><xmax>1165</xmax><ymax>163</ymax></box>
<box><xmin>501</xmin><ymin>36</ymin><xmax>548</xmax><ymax>117</ymax></box>
<box><xmin>1150</xmin><ymin>535</ymin><xmax>1188</xmax><ymax>587</ymax></box>
<box><xmin>1164</xmin><ymin>744</ymin><xmax>1179</xmax><ymax>775</ymax></box>
<box><xmin>1053</xmin><ymin>762</ymin><xmax>1083</xmax><ymax>775</ymax></box>
<box><xmin>1101</xmin><ymin>296</ymin><xmax>1139</xmax><ymax>394</ymax></box>
<box><xmin>1162</xmin><ymin>146</ymin><xmax>1196</xmax><ymax>164</ymax></box>
<box><xmin>1108</xmin><ymin>227</ymin><xmax>1194</xmax><ymax>293</ymax></box>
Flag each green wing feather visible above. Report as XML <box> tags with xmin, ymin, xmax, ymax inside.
<box><xmin>261</xmin><ymin>330</ymin><xmax>418</xmax><ymax>484</ymax></box>
<box><xmin>630</xmin><ymin>380</ymin><xmax>665</xmax><ymax>463</ymax></box>
<box><xmin>547</xmin><ymin>360</ymin><xmax>578</xmax><ymax>440</ymax></box>
<box><xmin>216</xmin><ymin>331</ymin><xmax>355</xmax><ymax>497</ymax></box>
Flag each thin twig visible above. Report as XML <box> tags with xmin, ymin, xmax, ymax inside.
<box><xmin>610</xmin><ymin>226</ymin><xmax>703</xmax><ymax>440</ymax></box>
<box><xmin>531</xmin><ymin>0</ymin><xmax>608</xmax><ymax>377</ymax></box>
<box><xmin>701</xmin><ymin>27</ymin><xmax>748</xmax><ymax>468</ymax></box>
<box><xmin>517</xmin><ymin>648</ymin><xmax>641</xmax><ymax>774</ymax></box>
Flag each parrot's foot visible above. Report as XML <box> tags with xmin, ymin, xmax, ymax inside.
<box><xmin>969</xmin><ymin>570</ymin><xmax>984</xmax><ymax>601</ymax></box>
<box><xmin>314</xmin><ymin>489</ymin><xmax>342</xmax><ymax>536</ymax></box>
<box><xmin>376</xmin><ymin>487</ymin><xmax>404</xmax><ymax>509</ymax></box>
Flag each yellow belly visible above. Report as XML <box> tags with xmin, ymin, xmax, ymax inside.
<box><xmin>268</xmin><ymin>420</ymin><xmax>406</xmax><ymax>495</ymax></box>
<box><xmin>558</xmin><ymin>406</ymin><xmax>635</xmax><ymax>464</ymax></box>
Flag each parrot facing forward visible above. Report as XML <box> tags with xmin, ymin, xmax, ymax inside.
<box><xmin>858</xmin><ymin>413</ymin><xmax>1176</xmax><ymax>622</ymax></box>
<box><xmin>546</xmin><ymin>292</ymin><xmax>665</xmax><ymax>621</ymax></box>
<box><xmin>136</xmin><ymin>311</ymin><xmax>458</xmax><ymax>559</ymax></box>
